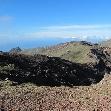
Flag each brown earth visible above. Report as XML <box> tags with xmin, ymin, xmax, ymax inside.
<box><xmin>0</xmin><ymin>74</ymin><xmax>111</xmax><ymax>111</ymax></box>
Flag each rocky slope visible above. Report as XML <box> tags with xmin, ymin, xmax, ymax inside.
<box><xmin>1</xmin><ymin>42</ymin><xmax>111</xmax><ymax>110</ymax></box>
<box><xmin>0</xmin><ymin>45</ymin><xmax>111</xmax><ymax>87</ymax></box>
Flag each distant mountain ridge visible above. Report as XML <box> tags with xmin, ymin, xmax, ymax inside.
<box><xmin>9</xmin><ymin>47</ymin><xmax>22</xmax><ymax>53</ymax></box>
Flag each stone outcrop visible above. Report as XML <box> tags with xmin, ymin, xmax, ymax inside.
<box><xmin>91</xmin><ymin>47</ymin><xmax>111</xmax><ymax>74</ymax></box>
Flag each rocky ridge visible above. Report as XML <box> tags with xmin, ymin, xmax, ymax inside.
<box><xmin>0</xmin><ymin>46</ymin><xmax>111</xmax><ymax>86</ymax></box>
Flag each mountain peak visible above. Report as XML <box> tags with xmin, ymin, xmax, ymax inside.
<box><xmin>9</xmin><ymin>47</ymin><xmax>22</xmax><ymax>54</ymax></box>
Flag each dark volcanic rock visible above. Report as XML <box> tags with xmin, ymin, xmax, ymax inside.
<box><xmin>0</xmin><ymin>50</ymin><xmax>109</xmax><ymax>86</ymax></box>
<box><xmin>91</xmin><ymin>47</ymin><xmax>111</xmax><ymax>74</ymax></box>
<box><xmin>80</xmin><ymin>41</ymin><xmax>93</xmax><ymax>46</ymax></box>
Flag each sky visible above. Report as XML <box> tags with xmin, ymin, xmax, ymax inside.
<box><xmin>0</xmin><ymin>0</ymin><xmax>111</xmax><ymax>51</ymax></box>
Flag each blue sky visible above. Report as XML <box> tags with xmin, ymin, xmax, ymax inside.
<box><xmin>0</xmin><ymin>0</ymin><xmax>111</xmax><ymax>51</ymax></box>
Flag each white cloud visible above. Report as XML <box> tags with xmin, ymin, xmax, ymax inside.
<box><xmin>1</xmin><ymin>24</ymin><xmax>111</xmax><ymax>44</ymax></box>
<box><xmin>1</xmin><ymin>24</ymin><xmax>111</xmax><ymax>50</ymax></box>
<box><xmin>42</xmin><ymin>24</ymin><xmax>111</xmax><ymax>30</ymax></box>
<box><xmin>25</xmin><ymin>24</ymin><xmax>111</xmax><ymax>40</ymax></box>
<box><xmin>28</xmin><ymin>31</ymin><xmax>80</xmax><ymax>38</ymax></box>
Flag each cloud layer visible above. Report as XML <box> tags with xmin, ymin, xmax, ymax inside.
<box><xmin>1</xmin><ymin>24</ymin><xmax>111</xmax><ymax>51</ymax></box>
<box><xmin>26</xmin><ymin>24</ymin><xmax>111</xmax><ymax>40</ymax></box>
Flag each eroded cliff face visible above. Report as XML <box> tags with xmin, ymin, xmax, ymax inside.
<box><xmin>0</xmin><ymin>46</ymin><xmax>111</xmax><ymax>86</ymax></box>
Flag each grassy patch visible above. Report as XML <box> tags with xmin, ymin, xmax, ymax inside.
<box><xmin>21</xmin><ymin>43</ymin><xmax>92</xmax><ymax>63</ymax></box>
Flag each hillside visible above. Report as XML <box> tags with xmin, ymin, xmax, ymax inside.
<box><xmin>1</xmin><ymin>74</ymin><xmax>111</xmax><ymax>111</ymax></box>
<box><xmin>21</xmin><ymin>41</ymin><xmax>96</xmax><ymax>64</ymax></box>
<box><xmin>0</xmin><ymin>52</ymin><xmax>105</xmax><ymax>86</ymax></box>
<box><xmin>1</xmin><ymin>41</ymin><xmax>111</xmax><ymax>110</ymax></box>
<box><xmin>0</xmin><ymin>45</ymin><xmax>111</xmax><ymax>110</ymax></box>
<box><xmin>100</xmin><ymin>39</ymin><xmax>111</xmax><ymax>48</ymax></box>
